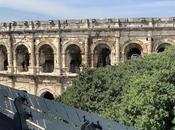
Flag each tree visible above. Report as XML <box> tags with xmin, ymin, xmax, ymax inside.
<box><xmin>58</xmin><ymin>47</ymin><xmax>175</xmax><ymax>129</ymax></box>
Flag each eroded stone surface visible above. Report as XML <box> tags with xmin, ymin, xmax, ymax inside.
<box><xmin>0</xmin><ymin>17</ymin><xmax>175</xmax><ymax>99</ymax></box>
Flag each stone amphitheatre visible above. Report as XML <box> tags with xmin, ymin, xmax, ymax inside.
<box><xmin>0</xmin><ymin>17</ymin><xmax>174</xmax><ymax>99</ymax></box>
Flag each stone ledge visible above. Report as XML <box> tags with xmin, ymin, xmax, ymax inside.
<box><xmin>0</xmin><ymin>16</ymin><xmax>175</xmax><ymax>32</ymax></box>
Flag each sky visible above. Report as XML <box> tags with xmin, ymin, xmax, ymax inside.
<box><xmin>0</xmin><ymin>0</ymin><xmax>175</xmax><ymax>22</ymax></box>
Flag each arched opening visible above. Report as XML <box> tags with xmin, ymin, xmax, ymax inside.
<box><xmin>16</xmin><ymin>45</ymin><xmax>29</xmax><ymax>72</ymax></box>
<box><xmin>0</xmin><ymin>45</ymin><xmax>8</xmax><ymax>71</ymax></box>
<box><xmin>39</xmin><ymin>44</ymin><xmax>54</xmax><ymax>73</ymax></box>
<box><xmin>94</xmin><ymin>44</ymin><xmax>111</xmax><ymax>67</ymax></box>
<box><xmin>157</xmin><ymin>43</ymin><xmax>171</xmax><ymax>53</ymax></box>
<box><xmin>21</xmin><ymin>90</ymin><xmax>27</xmax><ymax>93</ymax></box>
<box><xmin>65</xmin><ymin>44</ymin><xmax>82</xmax><ymax>73</ymax></box>
<box><xmin>125</xmin><ymin>43</ymin><xmax>142</xmax><ymax>60</ymax></box>
<box><xmin>41</xmin><ymin>91</ymin><xmax>54</xmax><ymax>100</ymax></box>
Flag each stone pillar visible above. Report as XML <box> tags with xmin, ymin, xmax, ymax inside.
<box><xmin>29</xmin><ymin>36</ymin><xmax>36</xmax><ymax>74</ymax></box>
<box><xmin>84</xmin><ymin>37</ymin><xmax>89</xmax><ymax>66</ymax></box>
<box><xmin>81</xmin><ymin>36</ymin><xmax>89</xmax><ymax>67</ymax></box>
<box><xmin>54</xmin><ymin>37</ymin><xmax>61</xmax><ymax>75</ymax></box>
<box><xmin>36</xmin><ymin>52</ymin><xmax>40</xmax><ymax>73</ymax></box>
<box><xmin>62</xmin><ymin>53</ymin><xmax>66</xmax><ymax>70</ymax></box>
<box><xmin>7</xmin><ymin>35</ymin><xmax>13</xmax><ymax>74</ymax></box>
<box><xmin>13</xmin><ymin>41</ymin><xmax>17</xmax><ymax>73</ymax></box>
<box><xmin>147</xmin><ymin>31</ymin><xmax>152</xmax><ymax>54</ymax></box>
<box><xmin>115</xmin><ymin>37</ymin><xmax>120</xmax><ymax>64</ymax></box>
<box><xmin>115</xmin><ymin>32</ymin><xmax>120</xmax><ymax>64</ymax></box>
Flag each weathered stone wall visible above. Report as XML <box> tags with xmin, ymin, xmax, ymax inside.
<box><xmin>0</xmin><ymin>17</ymin><xmax>175</xmax><ymax>99</ymax></box>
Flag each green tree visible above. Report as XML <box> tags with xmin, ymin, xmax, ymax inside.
<box><xmin>58</xmin><ymin>47</ymin><xmax>175</xmax><ymax>129</ymax></box>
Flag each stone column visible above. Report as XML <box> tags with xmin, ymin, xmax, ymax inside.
<box><xmin>36</xmin><ymin>52</ymin><xmax>40</xmax><ymax>73</ymax></box>
<box><xmin>54</xmin><ymin>37</ymin><xmax>61</xmax><ymax>75</ymax></box>
<box><xmin>147</xmin><ymin>31</ymin><xmax>152</xmax><ymax>54</ymax></box>
<box><xmin>29</xmin><ymin>35</ymin><xmax>36</xmax><ymax>74</ymax></box>
<box><xmin>84</xmin><ymin>37</ymin><xmax>89</xmax><ymax>66</ymax></box>
<box><xmin>62</xmin><ymin>53</ymin><xmax>66</xmax><ymax>72</ymax></box>
<box><xmin>7</xmin><ymin>34</ymin><xmax>13</xmax><ymax>74</ymax></box>
<box><xmin>115</xmin><ymin>38</ymin><xmax>120</xmax><ymax>64</ymax></box>
<box><xmin>81</xmin><ymin>36</ymin><xmax>89</xmax><ymax>68</ymax></box>
<box><xmin>115</xmin><ymin>32</ymin><xmax>120</xmax><ymax>64</ymax></box>
<box><xmin>12</xmin><ymin>36</ymin><xmax>17</xmax><ymax>73</ymax></box>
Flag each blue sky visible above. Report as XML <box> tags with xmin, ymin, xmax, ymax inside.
<box><xmin>0</xmin><ymin>0</ymin><xmax>175</xmax><ymax>22</ymax></box>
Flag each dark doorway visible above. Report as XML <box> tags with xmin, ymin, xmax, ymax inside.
<box><xmin>66</xmin><ymin>44</ymin><xmax>82</xmax><ymax>73</ymax></box>
<box><xmin>4</xmin><ymin>59</ymin><xmax>8</xmax><ymax>70</ymax></box>
<box><xmin>97</xmin><ymin>48</ymin><xmax>111</xmax><ymax>67</ymax></box>
<box><xmin>125</xmin><ymin>43</ymin><xmax>142</xmax><ymax>60</ymax></box>
<box><xmin>127</xmin><ymin>48</ymin><xmax>141</xmax><ymax>59</ymax></box>
<box><xmin>39</xmin><ymin>44</ymin><xmax>54</xmax><ymax>73</ymax></box>
<box><xmin>157</xmin><ymin>43</ymin><xmax>171</xmax><ymax>53</ymax></box>
<box><xmin>94</xmin><ymin>44</ymin><xmax>111</xmax><ymax>68</ymax></box>
<box><xmin>0</xmin><ymin>45</ymin><xmax>8</xmax><ymax>71</ymax></box>
<box><xmin>41</xmin><ymin>92</ymin><xmax>54</xmax><ymax>100</ymax></box>
<box><xmin>16</xmin><ymin>45</ymin><xmax>29</xmax><ymax>72</ymax></box>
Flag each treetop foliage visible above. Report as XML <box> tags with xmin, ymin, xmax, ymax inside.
<box><xmin>58</xmin><ymin>47</ymin><xmax>175</xmax><ymax>130</ymax></box>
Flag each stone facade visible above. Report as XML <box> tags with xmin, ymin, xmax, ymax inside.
<box><xmin>0</xmin><ymin>17</ymin><xmax>175</xmax><ymax>99</ymax></box>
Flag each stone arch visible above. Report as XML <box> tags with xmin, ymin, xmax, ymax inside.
<box><xmin>36</xmin><ymin>42</ymin><xmax>57</xmax><ymax>55</ymax></box>
<box><xmin>0</xmin><ymin>45</ymin><xmax>8</xmax><ymax>71</ymax></box>
<box><xmin>154</xmin><ymin>39</ymin><xmax>174</xmax><ymax>52</ymax></box>
<box><xmin>16</xmin><ymin>87</ymin><xmax>29</xmax><ymax>93</ymax></box>
<box><xmin>38</xmin><ymin>88</ymin><xmax>56</xmax><ymax>100</ymax></box>
<box><xmin>91</xmin><ymin>40</ymin><xmax>115</xmax><ymax>67</ymax></box>
<box><xmin>15</xmin><ymin>44</ymin><xmax>30</xmax><ymax>72</ymax></box>
<box><xmin>93</xmin><ymin>44</ymin><xmax>111</xmax><ymax>67</ymax></box>
<box><xmin>38</xmin><ymin>44</ymin><xmax>54</xmax><ymax>73</ymax></box>
<box><xmin>65</xmin><ymin>44</ymin><xmax>82</xmax><ymax>73</ymax></box>
<box><xmin>156</xmin><ymin>43</ymin><xmax>171</xmax><ymax>53</ymax></box>
<box><xmin>91</xmin><ymin>40</ymin><xmax>113</xmax><ymax>54</ymax></box>
<box><xmin>62</xmin><ymin>41</ymin><xmax>83</xmax><ymax>55</ymax></box>
<box><xmin>40</xmin><ymin>91</ymin><xmax>55</xmax><ymax>100</ymax></box>
<box><xmin>0</xmin><ymin>42</ymin><xmax>9</xmax><ymax>53</ymax></box>
<box><xmin>14</xmin><ymin>42</ymin><xmax>31</xmax><ymax>54</ymax></box>
<box><xmin>122</xmin><ymin>41</ymin><xmax>144</xmax><ymax>60</ymax></box>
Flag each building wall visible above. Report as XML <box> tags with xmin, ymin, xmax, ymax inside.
<box><xmin>0</xmin><ymin>17</ymin><xmax>175</xmax><ymax>98</ymax></box>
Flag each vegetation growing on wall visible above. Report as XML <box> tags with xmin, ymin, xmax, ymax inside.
<box><xmin>58</xmin><ymin>47</ymin><xmax>175</xmax><ymax>130</ymax></box>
